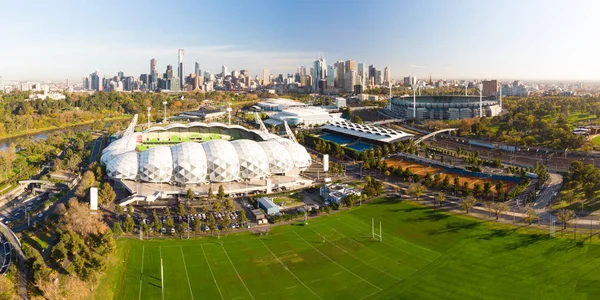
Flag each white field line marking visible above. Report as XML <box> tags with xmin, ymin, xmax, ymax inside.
<box><xmin>220</xmin><ymin>243</ymin><xmax>256</xmax><ymax>300</ymax></box>
<box><xmin>179</xmin><ymin>246</ymin><xmax>195</xmax><ymax>300</ymax></box>
<box><xmin>336</xmin><ymin>215</ymin><xmax>439</xmax><ymax>261</ymax></box>
<box><xmin>200</xmin><ymin>244</ymin><xmax>225</xmax><ymax>300</ymax></box>
<box><xmin>330</xmin><ymin>227</ymin><xmax>418</xmax><ymax>271</ymax></box>
<box><xmin>308</xmin><ymin>227</ymin><xmax>402</xmax><ymax>280</ymax></box>
<box><xmin>293</xmin><ymin>231</ymin><xmax>382</xmax><ymax>291</ymax></box>
<box><xmin>258</xmin><ymin>238</ymin><xmax>323</xmax><ymax>300</ymax></box>
<box><xmin>138</xmin><ymin>246</ymin><xmax>145</xmax><ymax>300</ymax></box>
<box><xmin>344</xmin><ymin>214</ymin><xmax>440</xmax><ymax>256</ymax></box>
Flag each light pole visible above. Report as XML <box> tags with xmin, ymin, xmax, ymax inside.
<box><xmin>162</xmin><ymin>101</ymin><xmax>167</xmax><ymax>123</ymax></box>
<box><xmin>411</xmin><ymin>84</ymin><xmax>417</xmax><ymax>119</ymax></box>
<box><xmin>478</xmin><ymin>83</ymin><xmax>483</xmax><ymax>118</ymax></box>
<box><xmin>147</xmin><ymin>107</ymin><xmax>151</xmax><ymax>129</ymax></box>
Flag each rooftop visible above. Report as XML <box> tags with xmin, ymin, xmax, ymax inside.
<box><xmin>322</xmin><ymin>120</ymin><xmax>414</xmax><ymax>143</ymax></box>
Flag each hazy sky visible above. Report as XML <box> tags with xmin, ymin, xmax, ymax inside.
<box><xmin>2</xmin><ymin>0</ymin><xmax>600</xmax><ymax>82</ymax></box>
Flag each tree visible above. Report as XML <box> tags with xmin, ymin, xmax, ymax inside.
<box><xmin>114</xmin><ymin>204</ymin><xmax>124</xmax><ymax>217</ymax></box>
<box><xmin>213</xmin><ymin>201</ymin><xmax>221</xmax><ymax>212</ymax></box>
<box><xmin>123</xmin><ymin>215</ymin><xmax>134</xmax><ymax>233</ymax></box>
<box><xmin>483</xmin><ymin>182</ymin><xmax>492</xmax><ymax>197</ymax></box>
<box><xmin>187</xmin><ymin>188</ymin><xmax>194</xmax><ymax>201</ymax></box>
<box><xmin>237</xmin><ymin>210</ymin><xmax>248</xmax><ymax>226</ymax></box>
<box><xmin>460</xmin><ymin>196</ymin><xmax>477</xmax><ymax>214</ymax></box>
<box><xmin>407</xmin><ymin>183</ymin><xmax>425</xmax><ymax>201</ymax></box>
<box><xmin>562</xmin><ymin>190</ymin><xmax>575</xmax><ymax>204</ymax></box>
<box><xmin>177</xmin><ymin>202</ymin><xmax>186</xmax><ymax>218</ymax></box>
<box><xmin>192</xmin><ymin>217</ymin><xmax>201</xmax><ymax>233</ymax></box>
<box><xmin>177</xmin><ymin>222</ymin><xmax>187</xmax><ymax>237</ymax></box>
<box><xmin>207</xmin><ymin>187</ymin><xmax>214</xmax><ymax>201</ymax></box>
<box><xmin>435</xmin><ymin>192</ymin><xmax>446</xmax><ymax>209</ymax></box>
<box><xmin>165</xmin><ymin>217</ymin><xmax>175</xmax><ymax>233</ymax></box>
<box><xmin>225</xmin><ymin>198</ymin><xmax>235</xmax><ymax>212</ymax></box>
<box><xmin>495</xmin><ymin>181</ymin><xmax>505</xmax><ymax>200</ymax></box>
<box><xmin>556</xmin><ymin>209</ymin><xmax>576</xmax><ymax>229</ymax></box>
<box><xmin>222</xmin><ymin>217</ymin><xmax>231</xmax><ymax>234</ymax></box>
<box><xmin>127</xmin><ymin>204</ymin><xmax>134</xmax><ymax>217</ymax></box>
<box><xmin>524</xmin><ymin>206</ymin><xmax>540</xmax><ymax>225</ymax></box>
<box><xmin>207</xmin><ymin>214</ymin><xmax>217</xmax><ymax>234</ymax></box>
<box><xmin>473</xmin><ymin>183</ymin><xmax>482</xmax><ymax>197</ymax></box>
<box><xmin>98</xmin><ymin>182</ymin><xmax>116</xmax><ymax>205</ymax></box>
<box><xmin>351</xmin><ymin>115</ymin><xmax>363</xmax><ymax>124</ymax></box>
<box><xmin>51</xmin><ymin>240</ymin><xmax>68</xmax><ymax>263</ymax></box>
<box><xmin>112</xmin><ymin>222</ymin><xmax>123</xmax><ymax>237</ymax></box>
<box><xmin>142</xmin><ymin>223</ymin><xmax>150</xmax><ymax>239</ymax></box>
<box><xmin>217</xmin><ymin>185</ymin><xmax>225</xmax><ymax>200</ymax></box>
<box><xmin>491</xmin><ymin>202</ymin><xmax>509</xmax><ymax>220</ymax></box>
<box><xmin>151</xmin><ymin>210</ymin><xmax>161</xmax><ymax>235</ymax></box>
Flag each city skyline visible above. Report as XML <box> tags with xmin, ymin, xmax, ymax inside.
<box><xmin>1</xmin><ymin>0</ymin><xmax>600</xmax><ymax>81</ymax></box>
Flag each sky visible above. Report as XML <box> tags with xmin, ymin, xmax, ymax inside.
<box><xmin>1</xmin><ymin>0</ymin><xmax>600</xmax><ymax>82</ymax></box>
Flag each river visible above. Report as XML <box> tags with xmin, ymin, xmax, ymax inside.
<box><xmin>0</xmin><ymin>120</ymin><xmax>123</xmax><ymax>152</ymax></box>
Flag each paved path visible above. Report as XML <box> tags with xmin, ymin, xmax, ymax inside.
<box><xmin>0</xmin><ymin>223</ymin><xmax>27</xmax><ymax>299</ymax></box>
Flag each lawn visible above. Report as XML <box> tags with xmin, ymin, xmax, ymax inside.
<box><xmin>591</xmin><ymin>135</ymin><xmax>600</xmax><ymax>147</ymax></box>
<box><xmin>94</xmin><ymin>198</ymin><xmax>600</xmax><ymax>299</ymax></box>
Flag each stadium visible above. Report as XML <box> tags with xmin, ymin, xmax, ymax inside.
<box><xmin>387</xmin><ymin>95</ymin><xmax>501</xmax><ymax>121</ymax></box>
<box><xmin>101</xmin><ymin>115</ymin><xmax>313</xmax><ymax>203</ymax></box>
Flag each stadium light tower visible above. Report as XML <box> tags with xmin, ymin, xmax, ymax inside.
<box><xmin>411</xmin><ymin>83</ymin><xmax>417</xmax><ymax>119</ymax></box>
<box><xmin>147</xmin><ymin>107</ymin><xmax>151</xmax><ymax>128</ymax></box>
<box><xmin>163</xmin><ymin>101</ymin><xmax>167</xmax><ymax>123</ymax></box>
<box><xmin>227</xmin><ymin>101</ymin><xmax>233</xmax><ymax>126</ymax></box>
<box><xmin>478</xmin><ymin>83</ymin><xmax>483</xmax><ymax>117</ymax></box>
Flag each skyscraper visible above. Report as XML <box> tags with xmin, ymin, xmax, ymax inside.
<box><xmin>150</xmin><ymin>58</ymin><xmax>158</xmax><ymax>91</ymax></box>
<box><xmin>194</xmin><ymin>62</ymin><xmax>201</xmax><ymax>77</ymax></box>
<box><xmin>384</xmin><ymin>67</ymin><xmax>391</xmax><ymax>85</ymax></box>
<box><xmin>358</xmin><ymin>63</ymin><xmax>366</xmax><ymax>88</ymax></box>
<box><xmin>221</xmin><ymin>65</ymin><xmax>228</xmax><ymax>78</ymax></box>
<box><xmin>345</xmin><ymin>60</ymin><xmax>356</xmax><ymax>73</ymax></box>
<box><xmin>177</xmin><ymin>49</ymin><xmax>184</xmax><ymax>88</ymax></box>
<box><xmin>313</xmin><ymin>57</ymin><xmax>326</xmax><ymax>92</ymax></box>
<box><xmin>334</xmin><ymin>61</ymin><xmax>345</xmax><ymax>89</ymax></box>
<box><xmin>90</xmin><ymin>70</ymin><xmax>102</xmax><ymax>92</ymax></box>
<box><xmin>263</xmin><ymin>69</ymin><xmax>270</xmax><ymax>86</ymax></box>
<box><xmin>326</xmin><ymin>65</ymin><xmax>335</xmax><ymax>88</ymax></box>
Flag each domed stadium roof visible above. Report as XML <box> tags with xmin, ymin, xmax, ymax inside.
<box><xmin>101</xmin><ymin>122</ymin><xmax>310</xmax><ymax>184</ymax></box>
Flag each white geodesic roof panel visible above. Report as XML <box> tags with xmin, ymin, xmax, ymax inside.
<box><xmin>259</xmin><ymin>140</ymin><xmax>294</xmax><ymax>174</ymax></box>
<box><xmin>202</xmin><ymin>140</ymin><xmax>239</xmax><ymax>182</ymax></box>
<box><xmin>138</xmin><ymin>146</ymin><xmax>173</xmax><ymax>182</ymax></box>
<box><xmin>277</xmin><ymin>139</ymin><xmax>312</xmax><ymax>169</ymax></box>
<box><xmin>171</xmin><ymin>142</ymin><xmax>207</xmax><ymax>184</ymax></box>
<box><xmin>106</xmin><ymin>151</ymin><xmax>138</xmax><ymax>180</ymax></box>
<box><xmin>230</xmin><ymin>140</ymin><xmax>269</xmax><ymax>179</ymax></box>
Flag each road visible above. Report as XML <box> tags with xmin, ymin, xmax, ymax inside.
<box><xmin>89</xmin><ymin>137</ymin><xmax>103</xmax><ymax>164</ymax></box>
<box><xmin>534</xmin><ymin>173</ymin><xmax>563</xmax><ymax>212</ymax></box>
<box><xmin>0</xmin><ymin>222</ymin><xmax>27</xmax><ymax>299</ymax></box>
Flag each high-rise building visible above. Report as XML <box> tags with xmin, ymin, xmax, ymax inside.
<box><xmin>368</xmin><ymin>65</ymin><xmax>376</xmax><ymax>83</ymax></box>
<box><xmin>221</xmin><ymin>65</ymin><xmax>228</xmax><ymax>78</ymax></box>
<box><xmin>334</xmin><ymin>61</ymin><xmax>345</xmax><ymax>89</ymax></box>
<box><xmin>150</xmin><ymin>58</ymin><xmax>158</xmax><ymax>91</ymax></box>
<box><xmin>166</xmin><ymin>65</ymin><xmax>174</xmax><ymax>79</ymax></box>
<box><xmin>313</xmin><ymin>57</ymin><xmax>326</xmax><ymax>92</ymax></box>
<box><xmin>326</xmin><ymin>65</ymin><xmax>335</xmax><ymax>88</ymax></box>
<box><xmin>375</xmin><ymin>69</ymin><xmax>383</xmax><ymax>85</ymax></box>
<box><xmin>117</xmin><ymin>71</ymin><xmax>124</xmax><ymax>80</ymax></box>
<box><xmin>194</xmin><ymin>62</ymin><xmax>201</xmax><ymax>77</ymax></box>
<box><xmin>403</xmin><ymin>76</ymin><xmax>417</xmax><ymax>86</ymax></box>
<box><xmin>383</xmin><ymin>67</ymin><xmax>391</xmax><ymax>85</ymax></box>
<box><xmin>482</xmin><ymin>80</ymin><xmax>499</xmax><ymax>96</ymax></box>
<box><xmin>344</xmin><ymin>70</ymin><xmax>358</xmax><ymax>93</ymax></box>
<box><xmin>177</xmin><ymin>49</ymin><xmax>184</xmax><ymax>88</ymax></box>
<box><xmin>357</xmin><ymin>63</ymin><xmax>366</xmax><ymax>88</ymax></box>
<box><xmin>90</xmin><ymin>70</ymin><xmax>102</xmax><ymax>92</ymax></box>
<box><xmin>345</xmin><ymin>60</ymin><xmax>356</xmax><ymax>73</ymax></box>
<box><xmin>263</xmin><ymin>69</ymin><xmax>270</xmax><ymax>86</ymax></box>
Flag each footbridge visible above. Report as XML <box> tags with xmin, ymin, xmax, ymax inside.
<box><xmin>414</xmin><ymin>128</ymin><xmax>457</xmax><ymax>145</ymax></box>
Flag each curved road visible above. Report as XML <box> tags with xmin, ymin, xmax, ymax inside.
<box><xmin>0</xmin><ymin>223</ymin><xmax>27</xmax><ymax>299</ymax></box>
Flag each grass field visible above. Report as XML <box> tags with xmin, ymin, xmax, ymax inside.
<box><xmin>95</xmin><ymin>198</ymin><xmax>600</xmax><ymax>299</ymax></box>
<box><xmin>384</xmin><ymin>159</ymin><xmax>516</xmax><ymax>193</ymax></box>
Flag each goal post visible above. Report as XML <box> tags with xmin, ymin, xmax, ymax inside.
<box><xmin>372</xmin><ymin>218</ymin><xmax>382</xmax><ymax>242</ymax></box>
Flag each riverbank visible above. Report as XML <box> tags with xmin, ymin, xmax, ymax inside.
<box><xmin>0</xmin><ymin>115</ymin><xmax>132</xmax><ymax>142</ymax></box>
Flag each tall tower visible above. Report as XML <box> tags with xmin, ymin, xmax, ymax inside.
<box><xmin>195</xmin><ymin>62</ymin><xmax>201</xmax><ymax>77</ymax></box>
<box><xmin>221</xmin><ymin>65</ymin><xmax>228</xmax><ymax>78</ymax></box>
<box><xmin>150</xmin><ymin>58</ymin><xmax>158</xmax><ymax>91</ymax></box>
<box><xmin>177</xmin><ymin>49</ymin><xmax>184</xmax><ymax>88</ymax></box>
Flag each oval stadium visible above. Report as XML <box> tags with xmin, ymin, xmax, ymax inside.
<box><xmin>387</xmin><ymin>95</ymin><xmax>501</xmax><ymax>120</ymax></box>
<box><xmin>100</xmin><ymin>116</ymin><xmax>313</xmax><ymax>204</ymax></box>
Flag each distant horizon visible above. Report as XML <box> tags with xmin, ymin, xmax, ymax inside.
<box><xmin>2</xmin><ymin>0</ymin><xmax>600</xmax><ymax>82</ymax></box>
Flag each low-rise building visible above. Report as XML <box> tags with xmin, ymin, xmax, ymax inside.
<box><xmin>264</xmin><ymin>106</ymin><xmax>343</xmax><ymax>127</ymax></box>
<box><xmin>178</xmin><ymin>108</ymin><xmax>226</xmax><ymax>121</ymax></box>
<box><xmin>257</xmin><ymin>197</ymin><xmax>280</xmax><ymax>215</ymax></box>
<box><xmin>320</xmin><ymin>183</ymin><xmax>361</xmax><ymax>204</ymax></box>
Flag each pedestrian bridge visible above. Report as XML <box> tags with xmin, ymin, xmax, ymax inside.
<box><xmin>18</xmin><ymin>180</ymin><xmax>52</xmax><ymax>186</ymax></box>
<box><xmin>414</xmin><ymin>128</ymin><xmax>457</xmax><ymax>145</ymax></box>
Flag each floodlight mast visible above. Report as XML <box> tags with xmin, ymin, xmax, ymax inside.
<box><xmin>147</xmin><ymin>107</ymin><xmax>151</xmax><ymax>129</ymax></box>
<box><xmin>411</xmin><ymin>84</ymin><xmax>417</xmax><ymax>119</ymax></box>
<box><xmin>478</xmin><ymin>83</ymin><xmax>483</xmax><ymax>117</ymax></box>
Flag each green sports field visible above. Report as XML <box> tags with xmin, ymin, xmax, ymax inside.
<box><xmin>96</xmin><ymin>198</ymin><xmax>600</xmax><ymax>299</ymax></box>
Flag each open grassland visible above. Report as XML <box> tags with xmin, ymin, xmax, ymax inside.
<box><xmin>95</xmin><ymin>198</ymin><xmax>600</xmax><ymax>299</ymax></box>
